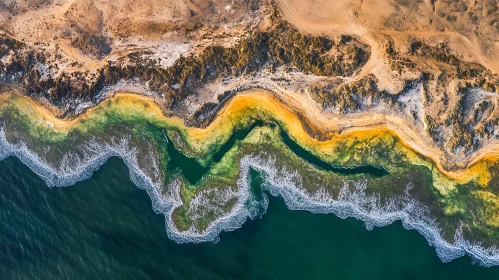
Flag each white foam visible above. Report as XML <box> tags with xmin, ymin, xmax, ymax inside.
<box><xmin>1</xmin><ymin>126</ymin><xmax>499</xmax><ymax>266</ymax></box>
<box><xmin>236</xmin><ymin>154</ymin><xmax>499</xmax><ymax>267</ymax></box>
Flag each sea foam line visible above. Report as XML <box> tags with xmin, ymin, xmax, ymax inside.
<box><xmin>1</xmin><ymin>127</ymin><xmax>499</xmax><ymax>266</ymax></box>
<box><xmin>240</xmin><ymin>154</ymin><xmax>499</xmax><ymax>267</ymax></box>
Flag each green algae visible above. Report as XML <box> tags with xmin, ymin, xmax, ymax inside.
<box><xmin>1</xmin><ymin>94</ymin><xmax>499</xmax><ymax>246</ymax></box>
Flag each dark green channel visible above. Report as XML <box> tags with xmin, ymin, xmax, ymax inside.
<box><xmin>164</xmin><ymin>121</ymin><xmax>263</xmax><ymax>184</ymax></box>
<box><xmin>279</xmin><ymin>130</ymin><xmax>388</xmax><ymax>177</ymax></box>
<box><xmin>164</xmin><ymin>122</ymin><xmax>387</xmax><ymax>185</ymax></box>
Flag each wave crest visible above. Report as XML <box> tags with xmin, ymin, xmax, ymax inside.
<box><xmin>1</xmin><ymin>126</ymin><xmax>499</xmax><ymax>266</ymax></box>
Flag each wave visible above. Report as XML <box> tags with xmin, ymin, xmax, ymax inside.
<box><xmin>1</xmin><ymin>127</ymin><xmax>499</xmax><ymax>267</ymax></box>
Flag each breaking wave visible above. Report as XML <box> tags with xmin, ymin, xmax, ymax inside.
<box><xmin>1</xmin><ymin>127</ymin><xmax>499</xmax><ymax>267</ymax></box>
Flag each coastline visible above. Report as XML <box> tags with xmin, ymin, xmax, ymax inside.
<box><xmin>2</xmin><ymin>88</ymin><xmax>499</xmax><ymax>265</ymax></box>
<box><xmin>0</xmin><ymin>88</ymin><xmax>495</xmax><ymax>187</ymax></box>
<box><xmin>3</xmin><ymin>0</ymin><xmax>499</xmax><ymax>272</ymax></box>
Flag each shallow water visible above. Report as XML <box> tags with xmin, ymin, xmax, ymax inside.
<box><xmin>1</xmin><ymin>157</ymin><xmax>499</xmax><ymax>279</ymax></box>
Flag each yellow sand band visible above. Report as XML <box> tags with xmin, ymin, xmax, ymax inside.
<box><xmin>0</xmin><ymin>89</ymin><xmax>496</xmax><ymax>194</ymax></box>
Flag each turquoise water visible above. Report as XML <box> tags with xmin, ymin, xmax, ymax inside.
<box><xmin>1</xmin><ymin>156</ymin><xmax>499</xmax><ymax>279</ymax></box>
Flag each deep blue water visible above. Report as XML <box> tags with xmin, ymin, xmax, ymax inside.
<box><xmin>1</xmin><ymin>156</ymin><xmax>499</xmax><ymax>279</ymax></box>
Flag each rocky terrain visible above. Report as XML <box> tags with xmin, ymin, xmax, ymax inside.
<box><xmin>2</xmin><ymin>0</ymin><xmax>499</xmax><ymax>167</ymax></box>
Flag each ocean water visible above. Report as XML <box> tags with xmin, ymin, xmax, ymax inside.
<box><xmin>1</xmin><ymin>156</ymin><xmax>499</xmax><ymax>279</ymax></box>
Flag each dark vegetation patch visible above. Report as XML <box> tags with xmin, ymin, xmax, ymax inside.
<box><xmin>0</xmin><ymin>36</ymin><xmax>25</xmax><ymax>57</ymax></box>
<box><xmin>0</xmin><ymin>0</ymin><xmax>53</xmax><ymax>15</ymax></box>
<box><xmin>70</xmin><ymin>30</ymin><xmax>112</xmax><ymax>59</ymax></box>
<box><xmin>408</xmin><ymin>40</ymin><xmax>486</xmax><ymax>79</ymax></box>
<box><xmin>309</xmin><ymin>74</ymin><xmax>393</xmax><ymax>113</ymax></box>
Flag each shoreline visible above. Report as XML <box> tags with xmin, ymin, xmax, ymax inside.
<box><xmin>2</xmin><ymin>89</ymin><xmax>499</xmax><ymax>265</ymax></box>
<box><xmin>0</xmin><ymin>88</ymin><xmax>496</xmax><ymax>186</ymax></box>
<box><xmin>2</xmin><ymin>131</ymin><xmax>499</xmax><ymax>266</ymax></box>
